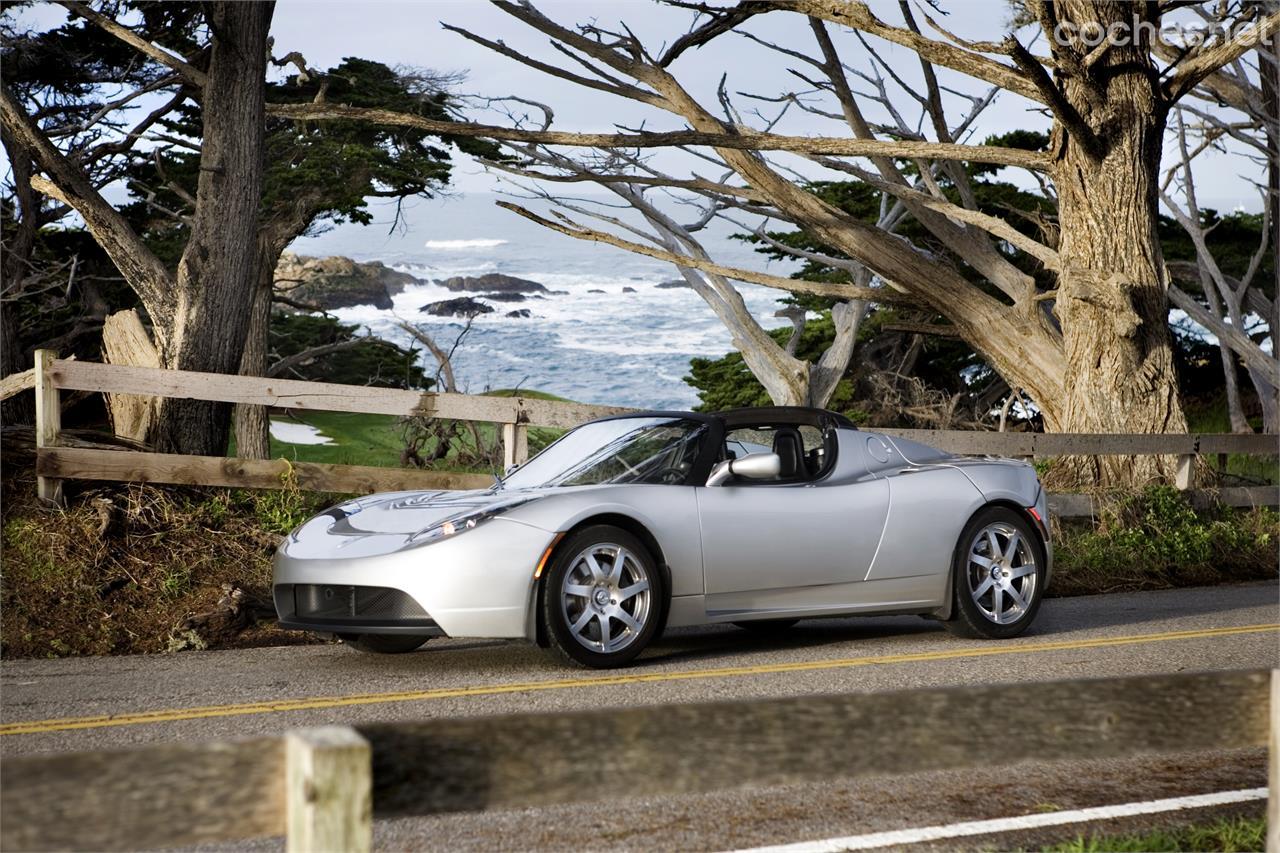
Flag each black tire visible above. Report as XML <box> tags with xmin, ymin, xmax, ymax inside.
<box><xmin>342</xmin><ymin>634</ymin><xmax>432</xmax><ymax>654</ymax></box>
<box><xmin>732</xmin><ymin>618</ymin><xmax>800</xmax><ymax>634</ymax></box>
<box><xmin>944</xmin><ymin>505</ymin><xmax>1046</xmax><ymax>640</ymax></box>
<box><xmin>541</xmin><ymin>525</ymin><xmax>665</xmax><ymax>668</ymax></box>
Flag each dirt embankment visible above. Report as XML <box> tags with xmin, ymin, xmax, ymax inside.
<box><xmin>1</xmin><ymin>467</ymin><xmax>337</xmax><ymax>658</ymax></box>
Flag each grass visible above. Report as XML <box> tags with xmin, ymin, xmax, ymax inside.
<box><xmin>1042</xmin><ymin>815</ymin><xmax>1266</xmax><ymax>852</ymax></box>
<box><xmin>1184</xmin><ymin>401</ymin><xmax>1279</xmax><ymax>485</ymax></box>
<box><xmin>227</xmin><ymin>389</ymin><xmax>571</xmax><ymax>471</ymax></box>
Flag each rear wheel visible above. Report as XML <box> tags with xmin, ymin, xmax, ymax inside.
<box><xmin>542</xmin><ymin>525</ymin><xmax>664</xmax><ymax>668</ymax></box>
<box><xmin>340</xmin><ymin>634</ymin><xmax>432</xmax><ymax>654</ymax></box>
<box><xmin>944</xmin><ymin>506</ymin><xmax>1045</xmax><ymax>640</ymax></box>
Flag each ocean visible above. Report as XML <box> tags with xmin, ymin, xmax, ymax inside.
<box><xmin>288</xmin><ymin>193</ymin><xmax>798</xmax><ymax>409</ymax></box>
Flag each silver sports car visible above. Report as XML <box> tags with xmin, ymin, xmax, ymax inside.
<box><xmin>273</xmin><ymin>407</ymin><xmax>1051</xmax><ymax>668</ymax></box>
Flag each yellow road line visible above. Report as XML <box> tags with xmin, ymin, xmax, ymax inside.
<box><xmin>2</xmin><ymin>623</ymin><xmax>1274</xmax><ymax>737</ymax></box>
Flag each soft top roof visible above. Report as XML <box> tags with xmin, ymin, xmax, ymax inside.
<box><xmin>592</xmin><ymin>406</ymin><xmax>856</xmax><ymax>430</ymax></box>
<box><xmin>716</xmin><ymin>406</ymin><xmax>857</xmax><ymax>430</ymax></box>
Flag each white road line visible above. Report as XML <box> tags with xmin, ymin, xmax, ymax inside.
<box><xmin>732</xmin><ymin>788</ymin><xmax>1268</xmax><ymax>852</ymax></box>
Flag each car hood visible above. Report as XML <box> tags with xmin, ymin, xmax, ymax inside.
<box><xmin>315</xmin><ymin>489</ymin><xmax>536</xmax><ymax>537</ymax></box>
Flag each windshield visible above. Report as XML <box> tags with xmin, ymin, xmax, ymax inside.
<box><xmin>501</xmin><ymin>417</ymin><xmax>707</xmax><ymax>489</ymax></box>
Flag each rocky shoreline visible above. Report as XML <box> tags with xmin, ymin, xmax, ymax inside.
<box><xmin>274</xmin><ymin>253</ymin><xmax>640</xmax><ymax>319</ymax></box>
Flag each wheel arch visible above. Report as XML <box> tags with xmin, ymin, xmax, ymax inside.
<box><xmin>531</xmin><ymin>512</ymin><xmax>672</xmax><ymax>648</ymax></box>
<box><xmin>936</xmin><ymin>499</ymin><xmax>1048</xmax><ymax>622</ymax></box>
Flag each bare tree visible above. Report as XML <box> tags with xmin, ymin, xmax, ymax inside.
<box><xmin>274</xmin><ymin>1</ymin><xmax>1278</xmax><ymax>486</ymax></box>
<box><xmin>395</xmin><ymin>319</ymin><xmax>502</xmax><ymax>470</ymax></box>
<box><xmin>1159</xmin><ymin>19</ymin><xmax>1278</xmax><ymax>434</ymax></box>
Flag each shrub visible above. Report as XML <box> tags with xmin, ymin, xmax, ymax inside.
<box><xmin>1051</xmin><ymin>486</ymin><xmax>1278</xmax><ymax>595</ymax></box>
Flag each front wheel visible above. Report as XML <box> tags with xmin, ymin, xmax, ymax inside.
<box><xmin>943</xmin><ymin>506</ymin><xmax>1045</xmax><ymax>640</ymax></box>
<box><xmin>340</xmin><ymin>634</ymin><xmax>432</xmax><ymax>654</ymax></box>
<box><xmin>542</xmin><ymin>525</ymin><xmax>665</xmax><ymax>668</ymax></box>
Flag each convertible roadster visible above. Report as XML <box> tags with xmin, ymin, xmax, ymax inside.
<box><xmin>273</xmin><ymin>407</ymin><xmax>1051</xmax><ymax>668</ymax></box>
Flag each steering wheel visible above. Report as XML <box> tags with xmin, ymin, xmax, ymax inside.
<box><xmin>652</xmin><ymin>467</ymin><xmax>688</xmax><ymax>485</ymax></box>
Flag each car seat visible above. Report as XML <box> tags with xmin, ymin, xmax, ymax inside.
<box><xmin>772</xmin><ymin>429</ymin><xmax>805</xmax><ymax>480</ymax></box>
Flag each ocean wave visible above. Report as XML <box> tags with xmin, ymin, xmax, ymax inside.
<box><xmin>423</xmin><ymin>238</ymin><xmax>509</xmax><ymax>250</ymax></box>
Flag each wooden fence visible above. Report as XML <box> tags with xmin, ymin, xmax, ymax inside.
<box><xmin>2</xmin><ymin>350</ymin><xmax>1277</xmax><ymax>515</ymax></box>
<box><xmin>0</xmin><ymin>669</ymin><xmax>1275</xmax><ymax>852</ymax></box>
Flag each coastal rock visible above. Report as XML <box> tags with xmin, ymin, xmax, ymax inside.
<box><xmin>438</xmin><ymin>273</ymin><xmax>549</xmax><ymax>294</ymax></box>
<box><xmin>481</xmin><ymin>292</ymin><xmax>527</xmax><ymax>303</ymax></box>
<box><xmin>505</xmin><ymin>309</ymin><xmax>532</xmax><ymax>319</ymax></box>
<box><xmin>274</xmin><ymin>252</ymin><xmax>422</xmax><ymax>311</ymax></box>
<box><xmin>588</xmin><ymin>289</ymin><xmax>606</xmax><ymax>294</ymax></box>
<box><xmin>656</xmin><ymin>279</ymin><xmax>691</xmax><ymax>289</ymax></box>
<box><xmin>622</xmin><ymin>286</ymin><xmax>637</xmax><ymax>293</ymax></box>
<box><xmin>421</xmin><ymin>297</ymin><xmax>494</xmax><ymax>318</ymax></box>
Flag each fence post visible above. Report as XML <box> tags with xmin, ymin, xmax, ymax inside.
<box><xmin>33</xmin><ymin>349</ymin><xmax>63</xmax><ymax>506</ymax></box>
<box><xmin>1269</xmin><ymin>669</ymin><xmax>1278</xmax><ymax>853</ymax></box>
<box><xmin>502</xmin><ymin>421</ymin><xmax>529</xmax><ymax>470</ymax></box>
<box><xmin>1175</xmin><ymin>453</ymin><xmax>1195</xmax><ymax>490</ymax></box>
<box><xmin>286</xmin><ymin>726</ymin><xmax>371</xmax><ymax>853</ymax></box>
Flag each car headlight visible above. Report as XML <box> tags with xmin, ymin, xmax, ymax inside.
<box><xmin>408</xmin><ymin>498</ymin><xmax>535</xmax><ymax>544</ymax></box>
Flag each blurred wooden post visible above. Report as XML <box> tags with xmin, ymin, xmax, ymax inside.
<box><xmin>1175</xmin><ymin>453</ymin><xmax>1195</xmax><ymax>490</ymax></box>
<box><xmin>286</xmin><ymin>727</ymin><xmax>371</xmax><ymax>853</ymax></box>
<box><xmin>33</xmin><ymin>349</ymin><xmax>63</xmax><ymax>506</ymax></box>
<box><xmin>502</xmin><ymin>421</ymin><xmax>528</xmax><ymax>469</ymax></box>
<box><xmin>1268</xmin><ymin>669</ymin><xmax>1278</xmax><ymax>853</ymax></box>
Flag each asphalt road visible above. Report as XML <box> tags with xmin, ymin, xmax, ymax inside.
<box><xmin>2</xmin><ymin>581</ymin><xmax>1277</xmax><ymax>850</ymax></box>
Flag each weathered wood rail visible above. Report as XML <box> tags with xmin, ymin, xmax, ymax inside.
<box><xmin>0</xmin><ymin>669</ymin><xmax>1275</xmax><ymax>852</ymax></box>
<box><xmin>3</xmin><ymin>351</ymin><xmax>1277</xmax><ymax>514</ymax></box>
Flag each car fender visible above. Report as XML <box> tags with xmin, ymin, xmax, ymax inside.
<box><xmin>503</xmin><ymin>486</ymin><xmax>703</xmax><ymax>599</ymax></box>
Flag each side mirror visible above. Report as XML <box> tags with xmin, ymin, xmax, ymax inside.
<box><xmin>706</xmin><ymin>452</ymin><xmax>781</xmax><ymax>487</ymax></box>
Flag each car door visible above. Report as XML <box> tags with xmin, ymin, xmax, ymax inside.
<box><xmin>695</xmin><ymin>426</ymin><xmax>889</xmax><ymax>617</ymax></box>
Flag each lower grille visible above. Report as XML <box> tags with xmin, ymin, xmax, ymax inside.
<box><xmin>275</xmin><ymin>584</ymin><xmax>431</xmax><ymax>622</ymax></box>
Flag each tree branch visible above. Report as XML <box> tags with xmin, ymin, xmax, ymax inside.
<box><xmin>58</xmin><ymin>0</ymin><xmax>209</xmax><ymax>88</ymax></box>
<box><xmin>267</xmin><ymin>338</ymin><xmax>392</xmax><ymax>378</ymax></box>
<box><xmin>1168</xmin><ymin>283</ymin><xmax>1277</xmax><ymax>379</ymax></box>
<box><xmin>2</xmin><ymin>83</ymin><xmax>174</xmax><ymax>331</ymax></box>
<box><xmin>782</xmin><ymin>0</ymin><xmax>1045</xmax><ymax>104</ymax></box>
<box><xmin>496</xmin><ymin>200</ymin><xmax>912</xmax><ymax>304</ymax></box>
<box><xmin>266</xmin><ymin>102</ymin><xmax>1053</xmax><ymax>170</ymax></box>
<box><xmin>1164</xmin><ymin>9</ymin><xmax>1280</xmax><ymax>102</ymax></box>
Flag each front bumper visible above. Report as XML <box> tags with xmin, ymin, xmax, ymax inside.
<box><xmin>272</xmin><ymin>517</ymin><xmax>557</xmax><ymax>640</ymax></box>
<box><xmin>274</xmin><ymin>583</ymin><xmax>447</xmax><ymax>636</ymax></box>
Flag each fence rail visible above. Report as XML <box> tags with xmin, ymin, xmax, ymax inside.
<box><xmin>1</xmin><ymin>669</ymin><xmax>1275</xmax><ymax>852</ymax></box>
<box><xmin>4</xmin><ymin>351</ymin><xmax>1278</xmax><ymax>513</ymax></box>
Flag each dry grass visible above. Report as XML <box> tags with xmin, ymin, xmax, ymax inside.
<box><xmin>0</xmin><ymin>466</ymin><xmax>339</xmax><ymax>658</ymax></box>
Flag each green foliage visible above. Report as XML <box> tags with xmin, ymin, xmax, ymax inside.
<box><xmin>1052</xmin><ymin>487</ymin><xmax>1279</xmax><ymax>594</ymax></box>
<box><xmin>248</xmin><ymin>484</ymin><xmax>314</xmax><ymax>537</ymax></box>
<box><xmin>686</xmin><ymin>315</ymin><xmax>863</xmax><ymax>412</ymax></box>
<box><xmin>270</xmin><ymin>312</ymin><xmax>429</xmax><ymax>390</ymax></box>
<box><xmin>1043</xmin><ymin>815</ymin><xmax>1266</xmax><ymax>853</ymax></box>
<box><xmin>120</xmin><ymin>56</ymin><xmax>502</xmax><ymax>264</ymax></box>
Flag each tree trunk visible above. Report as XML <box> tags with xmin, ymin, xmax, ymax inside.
<box><xmin>233</xmin><ymin>239</ymin><xmax>275</xmax><ymax>460</ymax></box>
<box><xmin>1050</xmin><ymin>1</ymin><xmax>1189</xmax><ymax>484</ymax></box>
<box><xmin>1259</xmin><ymin>35</ymin><xmax>1280</xmax><ymax>434</ymax></box>
<box><xmin>1</xmin><ymin>128</ymin><xmax>37</xmax><ymax>426</ymax></box>
<box><xmin>1200</xmin><ymin>269</ymin><xmax>1251</xmax><ymax>433</ymax></box>
<box><xmin>150</xmin><ymin>1</ymin><xmax>274</xmax><ymax>456</ymax></box>
<box><xmin>101</xmin><ymin>309</ymin><xmax>161</xmax><ymax>442</ymax></box>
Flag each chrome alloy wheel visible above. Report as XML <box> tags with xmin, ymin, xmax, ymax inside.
<box><xmin>559</xmin><ymin>542</ymin><xmax>652</xmax><ymax>654</ymax></box>
<box><xmin>966</xmin><ymin>521</ymin><xmax>1038</xmax><ymax>625</ymax></box>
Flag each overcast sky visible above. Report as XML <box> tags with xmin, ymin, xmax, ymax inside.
<box><xmin>263</xmin><ymin>0</ymin><xmax>1264</xmax><ymax>213</ymax></box>
<box><xmin>5</xmin><ymin>1</ymin><xmax>1266</xmax><ymax>214</ymax></box>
